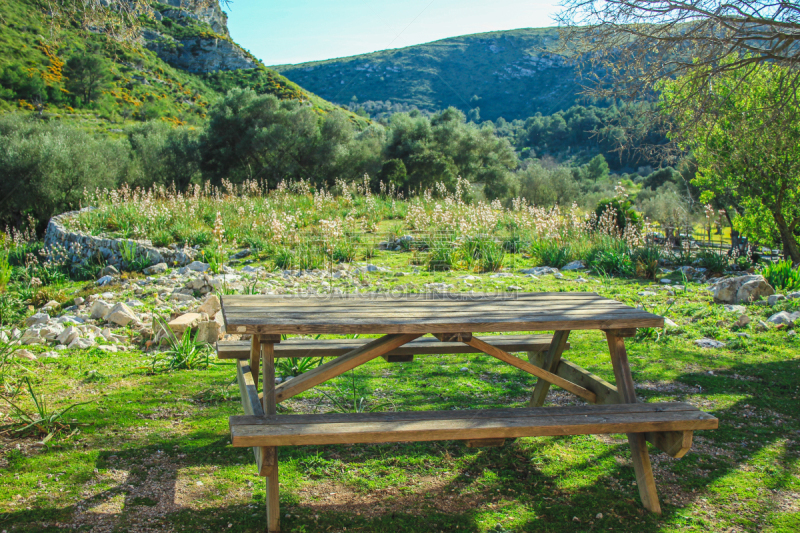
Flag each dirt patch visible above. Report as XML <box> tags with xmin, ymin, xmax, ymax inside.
<box><xmin>294</xmin><ymin>475</ymin><xmax>488</xmax><ymax>518</ymax></box>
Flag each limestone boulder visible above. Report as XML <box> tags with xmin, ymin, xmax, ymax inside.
<box><xmin>711</xmin><ymin>275</ymin><xmax>774</xmax><ymax>304</ymax></box>
<box><xmin>106</xmin><ymin>303</ymin><xmax>139</xmax><ymax>327</ymax></box>
<box><xmin>168</xmin><ymin>313</ymin><xmax>203</xmax><ymax>336</ymax></box>
<box><xmin>143</xmin><ymin>263</ymin><xmax>168</xmax><ymax>275</ymax></box>
<box><xmin>90</xmin><ymin>300</ymin><xmax>113</xmax><ymax>320</ymax></box>
<box><xmin>197</xmin><ymin>294</ymin><xmax>221</xmax><ymax>317</ymax></box>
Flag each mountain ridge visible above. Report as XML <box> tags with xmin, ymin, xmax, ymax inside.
<box><xmin>272</xmin><ymin>27</ymin><xmax>586</xmax><ymax>122</ymax></box>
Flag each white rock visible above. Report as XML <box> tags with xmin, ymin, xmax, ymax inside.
<box><xmin>186</xmin><ymin>261</ymin><xmax>210</xmax><ymax>272</ymax></box>
<box><xmin>767</xmin><ymin>311</ymin><xmax>800</xmax><ymax>326</ymax></box>
<box><xmin>41</xmin><ymin>300</ymin><xmax>61</xmax><ymax>311</ymax></box>
<box><xmin>143</xmin><ymin>263</ymin><xmax>168</xmax><ymax>275</ymax></box>
<box><xmin>170</xmin><ymin>293</ymin><xmax>197</xmax><ymax>303</ymax></box>
<box><xmin>490</xmin><ymin>273</ymin><xmax>514</xmax><ymax>278</ymax></box>
<box><xmin>664</xmin><ymin>318</ymin><xmax>678</xmax><ymax>328</ymax></box>
<box><xmin>57</xmin><ymin>326</ymin><xmax>80</xmax><ymax>345</ymax></box>
<box><xmin>19</xmin><ymin>329</ymin><xmax>45</xmax><ymax>345</ymax></box>
<box><xmin>768</xmin><ymin>294</ymin><xmax>785</xmax><ymax>306</ymax></box>
<box><xmin>553</xmin><ymin>272</ymin><xmax>564</xmax><ymax>279</ymax></box>
<box><xmin>659</xmin><ymin>278</ymin><xmax>672</xmax><ymax>284</ymax></box>
<box><xmin>196</xmin><ymin>320</ymin><xmax>221</xmax><ymax>343</ymax></box>
<box><xmin>507</xmin><ymin>285</ymin><xmax>523</xmax><ymax>291</ymax></box>
<box><xmin>788</xmin><ymin>291</ymin><xmax>800</xmax><ymax>300</ymax></box>
<box><xmin>68</xmin><ymin>337</ymin><xmax>96</xmax><ymax>350</ymax></box>
<box><xmin>97</xmin><ymin>345</ymin><xmax>117</xmax><ymax>353</ymax></box>
<box><xmin>168</xmin><ymin>313</ymin><xmax>203</xmax><ymax>336</ymax></box>
<box><xmin>712</xmin><ymin>275</ymin><xmax>775</xmax><ymax>304</ymax></box>
<box><xmin>197</xmin><ymin>294</ymin><xmax>221</xmax><ymax>317</ymax></box>
<box><xmin>41</xmin><ymin>351</ymin><xmax>60</xmax><ymax>359</ymax></box>
<box><xmin>520</xmin><ymin>267</ymin><xmax>558</xmax><ymax>276</ymax></box>
<box><xmin>723</xmin><ymin>305</ymin><xmax>747</xmax><ymax>313</ymax></box>
<box><xmin>734</xmin><ymin>315</ymin><xmax>751</xmax><ymax>328</ymax></box>
<box><xmin>695</xmin><ymin>338</ymin><xmax>726</xmax><ymax>349</ymax></box>
<box><xmin>16</xmin><ymin>349</ymin><xmax>37</xmax><ymax>361</ymax></box>
<box><xmin>96</xmin><ymin>275</ymin><xmax>115</xmax><ymax>286</ymax></box>
<box><xmin>25</xmin><ymin>313</ymin><xmax>50</xmax><ymax>327</ymax></box>
<box><xmin>74</xmin><ymin>297</ymin><xmax>85</xmax><ymax>306</ymax></box>
<box><xmin>457</xmin><ymin>275</ymin><xmax>480</xmax><ymax>280</ymax></box>
<box><xmin>106</xmin><ymin>303</ymin><xmax>139</xmax><ymax>327</ymax></box>
<box><xmin>637</xmin><ymin>291</ymin><xmax>656</xmax><ymax>297</ymax></box>
<box><xmin>40</xmin><ymin>325</ymin><xmax>64</xmax><ymax>341</ymax></box>
<box><xmin>90</xmin><ymin>300</ymin><xmax>112</xmax><ymax>320</ymax></box>
<box><xmin>561</xmin><ymin>260</ymin><xmax>586</xmax><ymax>271</ymax></box>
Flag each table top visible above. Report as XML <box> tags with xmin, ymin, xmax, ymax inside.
<box><xmin>221</xmin><ymin>292</ymin><xmax>664</xmax><ymax>335</ymax></box>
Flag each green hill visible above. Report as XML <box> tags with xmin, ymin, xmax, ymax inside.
<box><xmin>272</xmin><ymin>28</ymin><xmax>585</xmax><ymax>122</ymax></box>
<box><xmin>0</xmin><ymin>0</ymin><xmax>367</xmax><ymax>131</ymax></box>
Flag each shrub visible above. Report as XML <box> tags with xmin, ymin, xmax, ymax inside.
<box><xmin>762</xmin><ymin>259</ymin><xmax>800</xmax><ymax>292</ymax></box>
<box><xmin>531</xmin><ymin>240</ymin><xmax>573</xmax><ymax>268</ymax></box>
<box><xmin>695</xmin><ymin>249</ymin><xmax>730</xmax><ymax>275</ymax></box>
<box><xmin>595</xmin><ymin>198</ymin><xmax>641</xmax><ymax>231</ymax></box>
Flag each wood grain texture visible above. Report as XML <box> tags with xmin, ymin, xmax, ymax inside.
<box><xmin>229</xmin><ymin>403</ymin><xmax>718</xmax><ymax>447</ymax></box>
<box><xmin>265</xmin><ymin>462</ymin><xmax>279</xmax><ymax>532</ymax></box>
<box><xmin>273</xmin><ymin>334</ymin><xmax>421</xmax><ymax>403</ymax></box>
<box><xmin>465</xmin><ymin>336</ymin><xmax>597</xmax><ymax>403</ymax></box>
<box><xmin>234</xmin><ymin>360</ymin><xmax>273</xmax><ymax>473</ymax></box>
<box><xmin>606</xmin><ymin>330</ymin><xmax>662</xmax><ymax>514</ymax></box>
<box><xmin>221</xmin><ymin>293</ymin><xmax>664</xmax><ymax>335</ymax></box>
<box><xmin>466</xmin><ymin>438</ymin><xmax>506</xmax><ymax>448</ymax></box>
<box><xmin>217</xmin><ymin>335</ymin><xmax>567</xmax><ymax>360</ymax></box>
<box><xmin>262</xmin><ymin>342</ymin><xmax>276</xmax><ymax>417</ymax></box>
<box><xmin>528</xmin><ymin>330</ymin><xmax>571</xmax><ymax>407</ymax></box>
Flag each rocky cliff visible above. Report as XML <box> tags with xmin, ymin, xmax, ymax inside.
<box><xmin>142</xmin><ymin>0</ymin><xmax>258</xmax><ymax>73</ymax></box>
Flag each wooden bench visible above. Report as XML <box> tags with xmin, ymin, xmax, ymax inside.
<box><xmin>220</xmin><ymin>293</ymin><xmax>720</xmax><ymax>532</ymax></box>
<box><xmin>217</xmin><ymin>333</ymin><xmax>567</xmax><ymax>363</ymax></box>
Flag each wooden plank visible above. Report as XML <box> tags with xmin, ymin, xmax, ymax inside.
<box><xmin>223</xmin><ymin>302</ymin><xmax>634</xmax><ymax>315</ymax></box>
<box><xmin>646</xmin><ymin>430</ymin><xmax>693</xmax><ymax>459</ymax></box>
<box><xmin>262</xmin><ymin>342</ymin><xmax>276</xmax><ymax>416</ymax></box>
<box><xmin>234</xmin><ymin>360</ymin><xmax>273</xmax><ymax>473</ymax></box>
<box><xmin>465</xmin><ymin>336</ymin><xmax>598</xmax><ymax>403</ymax></box>
<box><xmin>222</xmin><ymin>292</ymin><xmax>606</xmax><ymax>306</ymax></box>
<box><xmin>233</xmin><ymin>401</ymin><xmax>711</xmax><ymax>426</ymax></box>
<box><xmin>249</xmin><ymin>335</ymin><xmax>260</xmax><ymax>387</ymax></box>
<box><xmin>226</xmin><ymin>315</ymin><xmax>664</xmax><ymax>336</ymax></box>
<box><xmin>230</xmin><ymin>406</ymin><xmax>718</xmax><ymax>447</ymax></box>
<box><xmin>273</xmin><ymin>334</ymin><xmax>421</xmax><ymax>403</ymax></box>
<box><xmin>528</xmin><ymin>330</ymin><xmax>571</xmax><ymax>407</ymax></box>
<box><xmin>217</xmin><ymin>335</ymin><xmax>567</xmax><ymax>360</ymax></box>
<box><xmin>606</xmin><ymin>330</ymin><xmax>661</xmax><ymax>515</ymax></box>
<box><xmin>224</xmin><ymin>307</ymin><xmax>647</xmax><ymax>320</ymax></box>
<box><xmin>466</xmin><ymin>438</ymin><xmax>506</xmax><ymax>448</ymax></box>
<box><xmin>531</xmin><ymin>356</ymin><xmax>696</xmax><ymax>458</ymax></box>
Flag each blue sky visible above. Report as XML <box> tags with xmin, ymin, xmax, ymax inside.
<box><xmin>225</xmin><ymin>0</ymin><xmax>561</xmax><ymax>66</ymax></box>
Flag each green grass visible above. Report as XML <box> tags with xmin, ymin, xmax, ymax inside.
<box><xmin>1</xmin><ymin>259</ymin><xmax>798</xmax><ymax>532</ymax></box>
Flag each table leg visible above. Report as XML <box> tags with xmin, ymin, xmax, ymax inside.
<box><xmin>528</xmin><ymin>330</ymin><xmax>570</xmax><ymax>407</ymax></box>
<box><xmin>605</xmin><ymin>330</ymin><xmax>661</xmax><ymax>514</ymax></box>
<box><xmin>265</xmin><ymin>458</ymin><xmax>280</xmax><ymax>532</ymax></box>
<box><xmin>261</xmin><ymin>337</ymin><xmax>280</xmax><ymax>531</ymax></box>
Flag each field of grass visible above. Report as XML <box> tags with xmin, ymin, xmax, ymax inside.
<box><xmin>0</xmin><ymin>243</ymin><xmax>798</xmax><ymax>532</ymax></box>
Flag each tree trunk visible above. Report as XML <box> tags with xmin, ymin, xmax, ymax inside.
<box><xmin>773</xmin><ymin>211</ymin><xmax>800</xmax><ymax>265</ymax></box>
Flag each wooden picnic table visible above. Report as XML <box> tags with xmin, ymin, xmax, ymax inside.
<box><xmin>220</xmin><ymin>292</ymin><xmax>718</xmax><ymax>532</ymax></box>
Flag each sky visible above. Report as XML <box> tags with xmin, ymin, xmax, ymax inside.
<box><xmin>225</xmin><ymin>0</ymin><xmax>562</xmax><ymax>66</ymax></box>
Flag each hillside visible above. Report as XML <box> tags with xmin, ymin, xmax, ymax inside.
<box><xmin>0</xmin><ymin>0</ymin><xmax>367</xmax><ymax>130</ymax></box>
<box><xmin>272</xmin><ymin>28</ymin><xmax>585</xmax><ymax>122</ymax></box>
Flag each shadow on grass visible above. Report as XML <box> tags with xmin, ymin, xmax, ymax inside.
<box><xmin>1</xmin><ymin>356</ymin><xmax>796</xmax><ymax>532</ymax></box>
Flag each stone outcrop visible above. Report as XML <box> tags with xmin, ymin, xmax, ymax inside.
<box><xmin>711</xmin><ymin>275</ymin><xmax>775</xmax><ymax>304</ymax></box>
<box><xmin>141</xmin><ymin>0</ymin><xmax>258</xmax><ymax>73</ymax></box>
<box><xmin>44</xmin><ymin>207</ymin><xmax>196</xmax><ymax>269</ymax></box>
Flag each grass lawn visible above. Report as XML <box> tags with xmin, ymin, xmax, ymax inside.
<box><xmin>1</xmin><ymin>256</ymin><xmax>799</xmax><ymax>532</ymax></box>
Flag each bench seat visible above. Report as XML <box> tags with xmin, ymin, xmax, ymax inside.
<box><xmin>230</xmin><ymin>402</ymin><xmax>718</xmax><ymax>447</ymax></box>
<box><xmin>217</xmin><ymin>334</ymin><xmax>566</xmax><ymax>362</ymax></box>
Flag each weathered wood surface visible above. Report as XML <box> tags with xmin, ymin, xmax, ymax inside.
<box><xmin>229</xmin><ymin>402</ymin><xmax>718</xmax><ymax>447</ymax></box>
<box><xmin>607</xmin><ymin>330</ymin><xmax>662</xmax><ymax>514</ymax></box>
<box><xmin>221</xmin><ymin>293</ymin><xmax>663</xmax><ymax>335</ymax></box>
<box><xmin>217</xmin><ymin>334</ymin><xmax>568</xmax><ymax>360</ymax></box>
<box><xmin>235</xmin><ymin>360</ymin><xmax>273</xmax><ymax>474</ymax></box>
